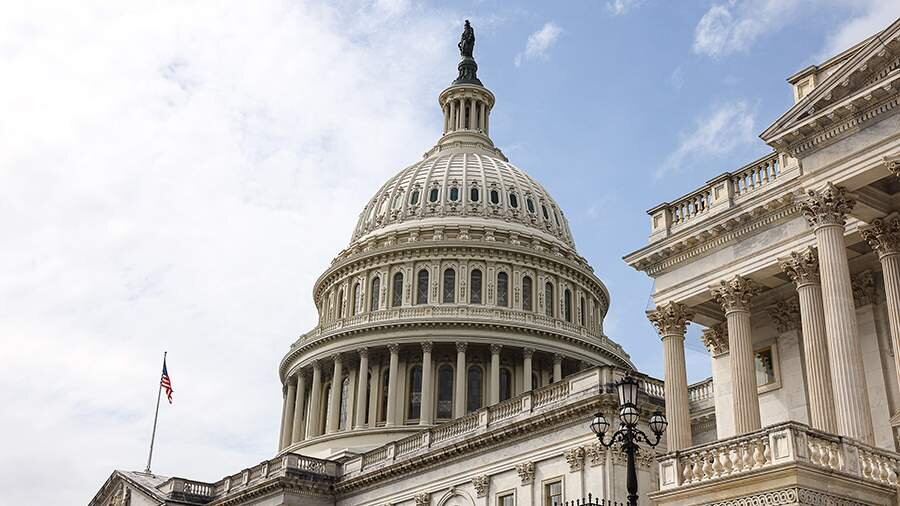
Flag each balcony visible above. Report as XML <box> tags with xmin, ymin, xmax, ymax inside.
<box><xmin>652</xmin><ymin>422</ymin><xmax>900</xmax><ymax>505</ymax></box>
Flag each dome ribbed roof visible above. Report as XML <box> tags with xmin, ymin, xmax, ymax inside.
<box><xmin>350</xmin><ymin>151</ymin><xmax>575</xmax><ymax>248</ymax></box>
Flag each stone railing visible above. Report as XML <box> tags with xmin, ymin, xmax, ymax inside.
<box><xmin>647</xmin><ymin>152</ymin><xmax>796</xmax><ymax>241</ymax></box>
<box><xmin>688</xmin><ymin>378</ymin><xmax>714</xmax><ymax>404</ymax></box>
<box><xmin>210</xmin><ymin>454</ymin><xmax>337</xmax><ymax>497</ymax></box>
<box><xmin>640</xmin><ymin>377</ymin><xmax>665</xmax><ymax>400</ymax></box>
<box><xmin>657</xmin><ymin>422</ymin><xmax>900</xmax><ymax>492</ymax></box>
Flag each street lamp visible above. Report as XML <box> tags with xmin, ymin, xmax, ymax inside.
<box><xmin>590</xmin><ymin>374</ymin><xmax>667</xmax><ymax>506</ymax></box>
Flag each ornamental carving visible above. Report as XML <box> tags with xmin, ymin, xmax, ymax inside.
<box><xmin>387</xmin><ymin>343</ymin><xmax>400</xmax><ymax>354</ymax></box>
<box><xmin>456</xmin><ymin>341</ymin><xmax>468</xmax><ymax>353</ymax></box>
<box><xmin>767</xmin><ymin>298</ymin><xmax>801</xmax><ymax>333</ymax></box>
<box><xmin>490</xmin><ymin>344</ymin><xmax>503</xmax><ymax>354</ymax></box>
<box><xmin>421</xmin><ymin>341</ymin><xmax>433</xmax><ymax>353</ymax></box>
<box><xmin>564</xmin><ymin>446</ymin><xmax>585</xmax><ymax>472</ymax></box>
<box><xmin>471</xmin><ymin>475</ymin><xmax>489</xmax><ymax>498</ymax></box>
<box><xmin>778</xmin><ymin>246</ymin><xmax>820</xmax><ymax>287</ymax></box>
<box><xmin>515</xmin><ymin>461</ymin><xmax>535</xmax><ymax>484</ymax></box>
<box><xmin>852</xmin><ymin>270</ymin><xmax>877</xmax><ymax>308</ymax></box>
<box><xmin>705</xmin><ymin>486</ymin><xmax>868</xmax><ymax>506</ymax></box>
<box><xmin>711</xmin><ymin>275</ymin><xmax>760</xmax><ymax>313</ymax></box>
<box><xmin>107</xmin><ymin>484</ymin><xmax>130</xmax><ymax>506</ymax></box>
<box><xmin>646</xmin><ymin>301</ymin><xmax>693</xmax><ymax>337</ymax></box>
<box><xmin>887</xmin><ymin>154</ymin><xmax>900</xmax><ymax>179</ymax></box>
<box><xmin>801</xmin><ymin>182</ymin><xmax>855</xmax><ymax>229</ymax></box>
<box><xmin>413</xmin><ymin>492</ymin><xmax>430</xmax><ymax>506</ymax></box>
<box><xmin>585</xmin><ymin>442</ymin><xmax>606</xmax><ymax>466</ymax></box>
<box><xmin>523</xmin><ymin>347</ymin><xmax>534</xmax><ymax>359</ymax></box>
<box><xmin>701</xmin><ymin>325</ymin><xmax>729</xmax><ymax>356</ymax></box>
<box><xmin>861</xmin><ymin>214</ymin><xmax>900</xmax><ymax>258</ymax></box>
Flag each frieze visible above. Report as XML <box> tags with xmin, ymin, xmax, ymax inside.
<box><xmin>702</xmin><ymin>486</ymin><xmax>869</xmax><ymax>506</ymax></box>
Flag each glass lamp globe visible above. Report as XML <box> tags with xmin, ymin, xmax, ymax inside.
<box><xmin>590</xmin><ymin>412</ymin><xmax>609</xmax><ymax>436</ymax></box>
<box><xmin>616</xmin><ymin>374</ymin><xmax>640</xmax><ymax>407</ymax></box>
<box><xmin>649</xmin><ymin>410</ymin><xmax>668</xmax><ymax>436</ymax></box>
<box><xmin>619</xmin><ymin>405</ymin><xmax>640</xmax><ymax>427</ymax></box>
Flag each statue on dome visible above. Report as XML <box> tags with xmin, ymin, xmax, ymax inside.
<box><xmin>459</xmin><ymin>20</ymin><xmax>475</xmax><ymax>58</ymax></box>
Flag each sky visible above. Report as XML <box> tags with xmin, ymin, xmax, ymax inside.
<box><xmin>1</xmin><ymin>0</ymin><xmax>898</xmax><ymax>503</ymax></box>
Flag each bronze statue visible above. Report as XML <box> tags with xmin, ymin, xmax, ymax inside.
<box><xmin>459</xmin><ymin>20</ymin><xmax>475</xmax><ymax>58</ymax></box>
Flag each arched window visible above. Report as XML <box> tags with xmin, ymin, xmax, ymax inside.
<box><xmin>467</xmin><ymin>366</ymin><xmax>483</xmax><ymax>413</ymax></box>
<box><xmin>416</xmin><ymin>269</ymin><xmax>429</xmax><ymax>305</ymax></box>
<box><xmin>379</xmin><ymin>370</ymin><xmax>390</xmax><ymax>424</ymax></box>
<box><xmin>322</xmin><ymin>383</ymin><xmax>332</xmax><ymax>433</ymax></box>
<box><xmin>410</xmin><ymin>189</ymin><xmax>420</xmax><ymax>205</ymax></box>
<box><xmin>408</xmin><ymin>365</ymin><xmax>423</xmax><ymax>420</ymax></box>
<box><xmin>392</xmin><ymin>272</ymin><xmax>403</xmax><ymax>307</ymax></box>
<box><xmin>489</xmin><ymin>189</ymin><xmax>500</xmax><ymax>205</ymax></box>
<box><xmin>370</xmin><ymin>277</ymin><xmax>381</xmax><ymax>312</ymax></box>
<box><xmin>522</xmin><ymin>276</ymin><xmax>533</xmax><ymax>311</ymax></box>
<box><xmin>339</xmin><ymin>377</ymin><xmax>350</xmax><ymax>430</ymax></box>
<box><xmin>364</xmin><ymin>372</ymin><xmax>372</xmax><ymax>425</ymax></box>
<box><xmin>437</xmin><ymin>365</ymin><xmax>454</xmax><ymax>419</ymax></box>
<box><xmin>429</xmin><ymin>188</ymin><xmax>439</xmax><ymax>203</ymax></box>
<box><xmin>497</xmin><ymin>272</ymin><xmax>509</xmax><ymax>307</ymax></box>
<box><xmin>579</xmin><ymin>296</ymin><xmax>586</xmax><ymax>326</ymax></box>
<box><xmin>526</xmin><ymin>197</ymin><xmax>536</xmax><ymax>214</ymax></box>
<box><xmin>351</xmin><ymin>282</ymin><xmax>361</xmax><ymax>316</ymax></box>
<box><xmin>508</xmin><ymin>192</ymin><xmax>519</xmax><ymax>208</ymax></box>
<box><xmin>449</xmin><ymin>187</ymin><xmax>459</xmax><ymax>201</ymax></box>
<box><xmin>470</xmin><ymin>187</ymin><xmax>480</xmax><ymax>202</ymax></box>
<box><xmin>564</xmin><ymin>289</ymin><xmax>572</xmax><ymax>322</ymax></box>
<box><xmin>443</xmin><ymin>268</ymin><xmax>456</xmax><ymax>303</ymax></box>
<box><xmin>541</xmin><ymin>204</ymin><xmax>550</xmax><ymax>220</ymax></box>
<box><xmin>545</xmin><ymin>283</ymin><xmax>555</xmax><ymax>317</ymax></box>
<box><xmin>337</xmin><ymin>289</ymin><xmax>344</xmax><ymax>318</ymax></box>
<box><xmin>500</xmin><ymin>368</ymin><xmax>512</xmax><ymax>401</ymax></box>
<box><xmin>470</xmin><ymin>269</ymin><xmax>483</xmax><ymax>304</ymax></box>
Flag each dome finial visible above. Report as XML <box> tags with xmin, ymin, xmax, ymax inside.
<box><xmin>453</xmin><ymin>20</ymin><xmax>482</xmax><ymax>86</ymax></box>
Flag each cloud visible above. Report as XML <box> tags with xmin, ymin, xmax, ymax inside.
<box><xmin>658</xmin><ymin>100</ymin><xmax>757</xmax><ymax>178</ymax></box>
<box><xmin>0</xmin><ymin>0</ymin><xmax>454</xmax><ymax>503</ymax></box>
<box><xmin>606</xmin><ymin>0</ymin><xmax>644</xmax><ymax>16</ymax></box>
<box><xmin>820</xmin><ymin>0</ymin><xmax>900</xmax><ymax>57</ymax></box>
<box><xmin>514</xmin><ymin>22</ymin><xmax>562</xmax><ymax>67</ymax></box>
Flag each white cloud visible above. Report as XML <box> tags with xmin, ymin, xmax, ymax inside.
<box><xmin>606</xmin><ymin>0</ymin><xmax>643</xmax><ymax>16</ymax></box>
<box><xmin>658</xmin><ymin>100</ymin><xmax>757</xmax><ymax>178</ymax></box>
<box><xmin>514</xmin><ymin>22</ymin><xmax>562</xmax><ymax>67</ymax></box>
<box><xmin>0</xmin><ymin>0</ymin><xmax>454</xmax><ymax>503</ymax></box>
<box><xmin>821</xmin><ymin>0</ymin><xmax>900</xmax><ymax>57</ymax></box>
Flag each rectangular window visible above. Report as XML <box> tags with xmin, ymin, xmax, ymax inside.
<box><xmin>755</xmin><ymin>347</ymin><xmax>776</xmax><ymax>386</ymax></box>
<box><xmin>497</xmin><ymin>493</ymin><xmax>515</xmax><ymax>506</ymax></box>
<box><xmin>544</xmin><ymin>480</ymin><xmax>562</xmax><ymax>506</ymax></box>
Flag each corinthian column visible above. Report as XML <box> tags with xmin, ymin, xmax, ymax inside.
<box><xmin>647</xmin><ymin>301</ymin><xmax>694</xmax><ymax>450</ymax></box>
<box><xmin>354</xmin><ymin>348</ymin><xmax>369</xmax><ymax>429</ymax></box>
<box><xmin>711</xmin><ymin>275</ymin><xmax>761</xmax><ymax>434</ymax></box>
<box><xmin>292</xmin><ymin>372</ymin><xmax>307</xmax><ymax>443</ymax></box>
<box><xmin>326</xmin><ymin>354</ymin><xmax>343</xmax><ymax>433</ymax></box>
<box><xmin>523</xmin><ymin>348</ymin><xmax>534</xmax><ymax>391</ymax></box>
<box><xmin>386</xmin><ymin>344</ymin><xmax>400</xmax><ymax>426</ymax></box>
<box><xmin>455</xmin><ymin>342</ymin><xmax>467</xmax><ymax>418</ymax></box>
<box><xmin>802</xmin><ymin>183</ymin><xmax>874</xmax><ymax>443</ymax></box>
<box><xmin>279</xmin><ymin>381</ymin><xmax>296</xmax><ymax>450</ymax></box>
<box><xmin>779</xmin><ymin>247</ymin><xmax>838</xmax><ymax>433</ymax></box>
<box><xmin>490</xmin><ymin>344</ymin><xmax>502</xmax><ymax>404</ymax></box>
<box><xmin>862</xmin><ymin>214</ymin><xmax>900</xmax><ymax>398</ymax></box>
<box><xmin>307</xmin><ymin>360</ymin><xmax>322</xmax><ymax>437</ymax></box>
<box><xmin>420</xmin><ymin>342</ymin><xmax>434</xmax><ymax>425</ymax></box>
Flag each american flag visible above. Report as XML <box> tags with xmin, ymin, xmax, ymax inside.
<box><xmin>161</xmin><ymin>359</ymin><xmax>173</xmax><ymax>404</ymax></box>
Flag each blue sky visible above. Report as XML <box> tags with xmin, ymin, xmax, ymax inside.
<box><xmin>1</xmin><ymin>0</ymin><xmax>898</xmax><ymax>502</ymax></box>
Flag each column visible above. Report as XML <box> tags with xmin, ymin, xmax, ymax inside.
<box><xmin>307</xmin><ymin>360</ymin><xmax>322</xmax><ymax>438</ymax></box>
<box><xmin>386</xmin><ymin>344</ymin><xmax>400</xmax><ymax>426</ymax></box>
<box><xmin>455</xmin><ymin>342</ymin><xmax>467</xmax><ymax>418</ymax></box>
<box><xmin>291</xmin><ymin>372</ymin><xmax>307</xmax><ymax>443</ymax></box>
<box><xmin>326</xmin><ymin>354</ymin><xmax>343</xmax><ymax>433</ymax></box>
<box><xmin>523</xmin><ymin>348</ymin><xmax>534</xmax><ymax>391</ymax></box>
<box><xmin>802</xmin><ymin>183</ymin><xmax>874</xmax><ymax>443</ymax></box>
<box><xmin>354</xmin><ymin>348</ymin><xmax>369</xmax><ymax>429</ymax></box>
<box><xmin>479</xmin><ymin>103</ymin><xmax>486</xmax><ymax>132</ymax></box>
<box><xmin>469</xmin><ymin>98</ymin><xmax>476</xmax><ymax>130</ymax></box>
<box><xmin>779</xmin><ymin>247</ymin><xmax>838</xmax><ymax>433</ymax></box>
<box><xmin>420</xmin><ymin>342</ymin><xmax>434</xmax><ymax>425</ymax></box>
<box><xmin>861</xmin><ymin>214</ymin><xmax>900</xmax><ymax>399</ymax></box>
<box><xmin>490</xmin><ymin>344</ymin><xmax>502</xmax><ymax>404</ymax></box>
<box><xmin>456</xmin><ymin>99</ymin><xmax>464</xmax><ymax>130</ymax></box>
<box><xmin>711</xmin><ymin>275</ymin><xmax>761</xmax><ymax>434</ymax></box>
<box><xmin>443</xmin><ymin>104</ymin><xmax>450</xmax><ymax>133</ymax></box>
<box><xmin>552</xmin><ymin>353</ymin><xmax>563</xmax><ymax>383</ymax></box>
<box><xmin>280</xmin><ymin>380</ymin><xmax>297</xmax><ymax>450</ymax></box>
<box><xmin>647</xmin><ymin>301</ymin><xmax>694</xmax><ymax>450</ymax></box>
<box><xmin>278</xmin><ymin>384</ymin><xmax>292</xmax><ymax>450</ymax></box>
<box><xmin>450</xmin><ymin>100</ymin><xmax>457</xmax><ymax>133</ymax></box>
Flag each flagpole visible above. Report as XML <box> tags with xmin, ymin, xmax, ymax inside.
<box><xmin>145</xmin><ymin>351</ymin><xmax>166</xmax><ymax>474</ymax></box>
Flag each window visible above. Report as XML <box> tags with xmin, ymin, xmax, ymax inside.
<box><xmin>408</xmin><ymin>365</ymin><xmax>422</xmax><ymax>420</ymax></box>
<box><xmin>364</xmin><ymin>372</ymin><xmax>371</xmax><ymax>424</ymax></box>
<box><xmin>379</xmin><ymin>370</ymin><xmax>390</xmax><ymax>423</ymax></box>
<box><xmin>564</xmin><ymin>289</ymin><xmax>572</xmax><ymax>322</ymax></box>
<box><xmin>544</xmin><ymin>480</ymin><xmax>563</xmax><ymax>506</ymax></box>
<box><xmin>370</xmin><ymin>277</ymin><xmax>381</xmax><ymax>311</ymax></box>
<box><xmin>417</xmin><ymin>269</ymin><xmax>429</xmax><ymax>305</ymax></box>
<box><xmin>392</xmin><ymin>272</ymin><xmax>403</xmax><ymax>307</ymax></box>
<box><xmin>392</xmin><ymin>191</ymin><xmax>404</xmax><ymax>209</ymax></box>
<box><xmin>352</xmin><ymin>282</ymin><xmax>362</xmax><ymax>316</ymax></box>
<box><xmin>526</xmin><ymin>197</ymin><xmax>535</xmax><ymax>214</ymax></box>
<box><xmin>437</xmin><ymin>365</ymin><xmax>454</xmax><ymax>418</ymax></box>
<box><xmin>443</xmin><ymin>268</ymin><xmax>456</xmax><ymax>303</ymax></box>
<box><xmin>579</xmin><ymin>296</ymin><xmax>585</xmax><ymax>326</ymax></box>
<box><xmin>449</xmin><ymin>187</ymin><xmax>459</xmax><ymax>201</ymax></box>
<box><xmin>541</xmin><ymin>205</ymin><xmax>550</xmax><ymax>220</ymax></box>
<box><xmin>490</xmin><ymin>189</ymin><xmax>500</xmax><ymax>205</ymax></box>
<box><xmin>498</xmin><ymin>493</ymin><xmax>515</xmax><ymax>506</ymax></box>
<box><xmin>497</xmin><ymin>272</ymin><xmax>509</xmax><ymax>307</ymax></box>
<box><xmin>470</xmin><ymin>187</ymin><xmax>480</xmax><ymax>202</ymax></box>
<box><xmin>756</xmin><ymin>347</ymin><xmax>776</xmax><ymax>386</ymax></box>
<box><xmin>522</xmin><ymin>276</ymin><xmax>533</xmax><ymax>311</ymax></box>
<box><xmin>509</xmin><ymin>192</ymin><xmax>519</xmax><ymax>208</ymax></box>
<box><xmin>470</xmin><ymin>269</ymin><xmax>483</xmax><ymax>304</ymax></box>
<box><xmin>339</xmin><ymin>377</ymin><xmax>350</xmax><ymax>430</ymax></box>
<box><xmin>545</xmin><ymin>283</ymin><xmax>554</xmax><ymax>317</ymax></box>
<box><xmin>337</xmin><ymin>289</ymin><xmax>344</xmax><ymax>318</ymax></box>
<box><xmin>553</xmin><ymin>210</ymin><xmax>561</xmax><ymax>227</ymax></box>
<box><xmin>410</xmin><ymin>190</ymin><xmax>420</xmax><ymax>205</ymax></box>
<box><xmin>500</xmin><ymin>368</ymin><xmax>512</xmax><ymax>401</ymax></box>
<box><xmin>429</xmin><ymin>187</ymin><xmax>439</xmax><ymax>203</ymax></box>
<box><xmin>467</xmin><ymin>366</ymin><xmax>483</xmax><ymax>413</ymax></box>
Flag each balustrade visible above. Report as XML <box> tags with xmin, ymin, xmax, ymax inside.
<box><xmin>669</xmin><ymin>189</ymin><xmax>712</xmax><ymax>226</ymax></box>
<box><xmin>732</xmin><ymin>155</ymin><xmax>779</xmax><ymax>197</ymax></box>
<box><xmin>688</xmin><ymin>378</ymin><xmax>714</xmax><ymax>403</ymax></box>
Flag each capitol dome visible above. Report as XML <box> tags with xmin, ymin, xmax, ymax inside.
<box><xmin>275</xmin><ymin>26</ymin><xmax>630</xmax><ymax>459</ymax></box>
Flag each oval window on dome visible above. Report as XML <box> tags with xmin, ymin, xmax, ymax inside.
<box><xmin>526</xmin><ymin>197</ymin><xmax>535</xmax><ymax>214</ymax></box>
<box><xmin>449</xmin><ymin>187</ymin><xmax>459</xmax><ymax>202</ymax></box>
<box><xmin>410</xmin><ymin>190</ymin><xmax>420</xmax><ymax>205</ymax></box>
<box><xmin>489</xmin><ymin>189</ymin><xmax>500</xmax><ymax>205</ymax></box>
<box><xmin>509</xmin><ymin>192</ymin><xmax>519</xmax><ymax>208</ymax></box>
<box><xmin>429</xmin><ymin>188</ymin><xmax>439</xmax><ymax>203</ymax></box>
<box><xmin>470</xmin><ymin>187</ymin><xmax>480</xmax><ymax>202</ymax></box>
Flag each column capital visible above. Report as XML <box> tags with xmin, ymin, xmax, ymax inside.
<box><xmin>421</xmin><ymin>341</ymin><xmax>433</xmax><ymax>353</ymax></box>
<box><xmin>779</xmin><ymin>246</ymin><xmax>820</xmax><ymax>287</ymax></box>
<box><xmin>311</xmin><ymin>359</ymin><xmax>321</xmax><ymax>371</ymax></box>
<box><xmin>357</xmin><ymin>347</ymin><xmax>369</xmax><ymax>358</ymax></box>
<box><xmin>522</xmin><ymin>347</ymin><xmax>534</xmax><ymax>359</ymax></box>
<box><xmin>711</xmin><ymin>275</ymin><xmax>760</xmax><ymax>313</ymax></box>
<box><xmin>767</xmin><ymin>298</ymin><xmax>801</xmax><ymax>333</ymax></box>
<box><xmin>701</xmin><ymin>325</ymin><xmax>729</xmax><ymax>356</ymax></box>
<box><xmin>490</xmin><ymin>343</ymin><xmax>503</xmax><ymax>354</ymax></box>
<box><xmin>456</xmin><ymin>341</ymin><xmax>468</xmax><ymax>353</ymax></box>
<box><xmin>886</xmin><ymin>154</ymin><xmax>900</xmax><ymax>178</ymax></box>
<box><xmin>552</xmin><ymin>353</ymin><xmax>563</xmax><ymax>365</ymax></box>
<box><xmin>861</xmin><ymin>214</ymin><xmax>900</xmax><ymax>259</ymax></box>
<box><xmin>387</xmin><ymin>343</ymin><xmax>400</xmax><ymax>354</ymax></box>
<box><xmin>331</xmin><ymin>353</ymin><xmax>343</xmax><ymax>363</ymax></box>
<box><xmin>646</xmin><ymin>301</ymin><xmax>693</xmax><ymax>338</ymax></box>
<box><xmin>801</xmin><ymin>182</ymin><xmax>856</xmax><ymax>229</ymax></box>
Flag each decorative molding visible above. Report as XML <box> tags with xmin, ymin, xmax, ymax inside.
<box><xmin>585</xmin><ymin>442</ymin><xmax>606</xmax><ymax>467</ymax></box>
<box><xmin>704</xmin><ymin>486</ymin><xmax>869</xmax><ymax>506</ymax></box>
<box><xmin>471</xmin><ymin>475</ymin><xmax>489</xmax><ymax>498</ymax></box>
<box><xmin>711</xmin><ymin>275</ymin><xmax>760</xmax><ymax>313</ymax></box>
<box><xmin>564</xmin><ymin>446</ymin><xmax>585</xmax><ymax>472</ymax></box>
<box><xmin>767</xmin><ymin>298</ymin><xmax>801</xmax><ymax>333</ymax></box>
<box><xmin>413</xmin><ymin>492</ymin><xmax>431</xmax><ymax>506</ymax></box>
<box><xmin>778</xmin><ymin>246</ymin><xmax>820</xmax><ymax>287</ymax></box>
<box><xmin>523</xmin><ymin>347</ymin><xmax>534</xmax><ymax>359</ymax></box>
<box><xmin>456</xmin><ymin>341</ymin><xmax>468</xmax><ymax>353</ymax></box>
<box><xmin>647</xmin><ymin>301</ymin><xmax>693</xmax><ymax>338</ymax></box>
<box><xmin>387</xmin><ymin>343</ymin><xmax>400</xmax><ymax>354</ymax></box>
<box><xmin>421</xmin><ymin>341</ymin><xmax>433</xmax><ymax>353</ymax></box>
<box><xmin>852</xmin><ymin>270</ymin><xmax>878</xmax><ymax>308</ymax></box>
<box><xmin>357</xmin><ymin>347</ymin><xmax>369</xmax><ymax>358</ymax></box>
<box><xmin>701</xmin><ymin>325</ymin><xmax>729</xmax><ymax>356</ymax></box>
<box><xmin>887</xmin><ymin>154</ymin><xmax>900</xmax><ymax>178</ymax></box>
<box><xmin>861</xmin><ymin>214</ymin><xmax>900</xmax><ymax>258</ymax></box>
<box><xmin>490</xmin><ymin>343</ymin><xmax>503</xmax><ymax>354</ymax></box>
<box><xmin>515</xmin><ymin>461</ymin><xmax>535</xmax><ymax>485</ymax></box>
<box><xmin>801</xmin><ymin>183</ymin><xmax>855</xmax><ymax>229</ymax></box>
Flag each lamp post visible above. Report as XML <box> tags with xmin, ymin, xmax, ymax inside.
<box><xmin>590</xmin><ymin>374</ymin><xmax>667</xmax><ymax>506</ymax></box>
